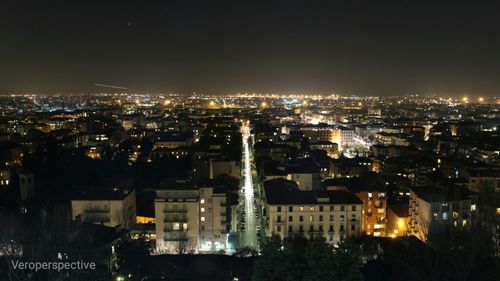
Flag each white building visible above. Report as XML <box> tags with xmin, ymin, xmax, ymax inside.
<box><xmin>154</xmin><ymin>182</ymin><xmax>228</xmax><ymax>254</ymax></box>
<box><xmin>331</xmin><ymin>127</ymin><xmax>355</xmax><ymax>150</ymax></box>
<box><xmin>263</xmin><ymin>179</ymin><xmax>363</xmax><ymax>245</ymax></box>
<box><xmin>71</xmin><ymin>189</ymin><xmax>136</xmax><ymax>229</ymax></box>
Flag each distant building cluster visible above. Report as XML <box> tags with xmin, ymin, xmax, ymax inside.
<box><xmin>0</xmin><ymin>93</ymin><xmax>499</xmax><ymax>257</ymax></box>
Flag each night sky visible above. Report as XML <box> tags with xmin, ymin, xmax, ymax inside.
<box><xmin>1</xmin><ymin>1</ymin><xmax>500</xmax><ymax>96</ymax></box>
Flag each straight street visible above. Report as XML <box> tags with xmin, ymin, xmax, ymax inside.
<box><xmin>240</xmin><ymin>121</ymin><xmax>258</xmax><ymax>248</ymax></box>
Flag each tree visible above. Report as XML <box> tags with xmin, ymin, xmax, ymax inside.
<box><xmin>0</xmin><ymin>207</ymin><xmax>109</xmax><ymax>281</ymax></box>
<box><xmin>252</xmin><ymin>235</ymin><xmax>364</xmax><ymax>281</ymax></box>
<box><xmin>113</xmin><ymin>233</ymin><xmax>150</xmax><ymax>280</ymax></box>
<box><xmin>233</xmin><ymin>246</ymin><xmax>258</xmax><ymax>257</ymax></box>
<box><xmin>332</xmin><ymin>239</ymin><xmax>364</xmax><ymax>281</ymax></box>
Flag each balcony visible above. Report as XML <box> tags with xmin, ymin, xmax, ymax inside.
<box><xmin>163</xmin><ymin>208</ymin><xmax>188</xmax><ymax>213</ymax></box>
<box><xmin>164</xmin><ymin>216</ymin><xmax>188</xmax><ymax>223</ymax></box>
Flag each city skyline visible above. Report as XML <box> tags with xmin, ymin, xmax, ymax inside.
<box><xmin>1</xmin><ymin>2</ymin><xmax>499</xmax><ymax>280</ymax></box>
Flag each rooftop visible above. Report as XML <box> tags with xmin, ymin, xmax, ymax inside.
<box><xmin>264</xmin><ymin>178</ymin><xmax>362</xmax><ymax>205</ymax></box>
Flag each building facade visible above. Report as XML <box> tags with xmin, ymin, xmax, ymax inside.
<box><xmin>408</xmin><ymin>187</ymin><xmax>475</xmax><ymax>241</ymax></box>
<box><xmin>264</xmin><ymin>179</ymin><xmax>363</xmax><ymax>245</ymax></box>
<box><xmin>154</xmin><ymin>185</ymin><xmax>228</xmax><ymax>254</ymax></box>
<box><xmin>71</xmin><ymin>189</ymin><xmax>137</xmax><ymax>229</ymax></box>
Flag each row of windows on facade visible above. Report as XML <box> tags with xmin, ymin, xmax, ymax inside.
<box><xmin>276</xmin><ymin>223</ymin><xmax>356</xmax><ymax>233</ymax></box>
<box><xmin>276</xmin><ymin>213</ymin><xmax>357</xmax><ymax>222</ymax></box>
<box><xmin>166</xmin><ymin>197</ymin><xmax>225</xmax><ymax>209</ymax></box>
<box><xmin>432</xmin><ymin>211</ymin><xmax>469</xmax><ymax>221</ymax></box>
<box><xmin>276</xmin><ymin>205</ymin><xmax>358</xmax><ymax>212</ymax></box>
<box><xmin>429</xmin><ymin>202</ymin><xmax>473</xmax><ymax>212</ymax></box>
<box><xmin>200</xmin><ymin>198</ymin><xmax>226</xmax><ymax>204</ymax></box>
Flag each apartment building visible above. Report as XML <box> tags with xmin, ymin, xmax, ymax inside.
<box><xmin>324</xmin><ymin>178</ymin><xmax>387</xmax><ymax>237</ymax></box>
<box><xmin>209</xmin><ymin>157</ymin><xmax>240</xmax><ymax>179</ymax></box>
<box><xmin>154</xmin><ymin>181</ymin><xmax>228</xmax><ymax>254</ymax></box>
<box><xmin>466</xmin><ymin>169</ymin><xmax>500</xmax><ymax>193</ymax></box>
<box><xmin>261</xmin><ymin>159</ymin><xmax>322</xmax><ymax>191</ymax></box>
<box><xmin>300</xmin><ymin>124</ymin><xmax>335</xmax><ymax>143</ymax></box>
<box><xmin>331</xmin><ymin>127</ymin><xmax>355</xmax><ymax>149</ymax></box>
<box><xmin>263</xmin><ymin>179</ymin><xmax>363</xmax><ymax>245</ymax></box>
<box><xmin>408</xmin><ymin>186</ymin><xmax>476</xmax><ymax>241</ymax></box>
<box><xmin>71</xmin><ymin>188</ymin><xmax>137</xmax><ymax>229</ymax></box>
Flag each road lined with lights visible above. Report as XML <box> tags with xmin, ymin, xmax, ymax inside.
<box><xmin>240</xmin><ymin>121</ymin><xmax>258</xmax><ymax>249</ymax></box>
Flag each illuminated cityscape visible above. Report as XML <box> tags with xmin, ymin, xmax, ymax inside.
<box><xmin>0</xmin><ymin>93</ymin><xmax>499</xmax><ymax>280</ymax></box>
<box><xmin>1</xmin><ymin>1</ymin><xmax>500</xmax><ymax>281</ymax></box>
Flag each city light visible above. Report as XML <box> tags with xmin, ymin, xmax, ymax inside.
<box><xmin>1</xmin><ymin>2</ymin><xmax>498</xmax><ymax>279</ymax></box>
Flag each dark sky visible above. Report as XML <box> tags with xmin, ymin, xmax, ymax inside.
<box><xmin>1</xmin><ymin>1</ymin><xmax>500</xmax><ymax>96</ymax></box>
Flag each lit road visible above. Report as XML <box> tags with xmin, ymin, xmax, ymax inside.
<box><xmin>240</xmin><ymin>121</ymin><xmax>258</xmax><ymax>248</ymax></box>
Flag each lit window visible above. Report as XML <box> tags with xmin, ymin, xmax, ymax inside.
<box><xmin>299</xmin><ymin>206</ymin><xmax>304</xmax><ymax>212</ymax></box>
<box><xmin>173</xmin><ymin>223</ymin><xmax>180</xmax><ymax>230</ymax></box>
<box><xmin>309</xmin><ymin>215</ymin><xmax>313</xmax><ymax>222</ymax></box>
<box><xmin>201</xmin><ymin>216</ymin><xmax>205</xmax><ymax>222</ymax></box>
<box><xmin>309</xmin><ymin>206</ymin><xmax>315</xmax><ymax>211</ymax></box>
<box><xmin>201</xmin><ymin>207</ymin><xmax>205</xmax><ymax>213</ymax></box>
<box><xmin>200</xmin><ymin>199</ymin><xmax>205</xmax><ymax>204</ymax></box>
<box><xmin>183</xmin><ymin>223</ymin><xmax>188</xmax><ymax>230</ymax></box>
